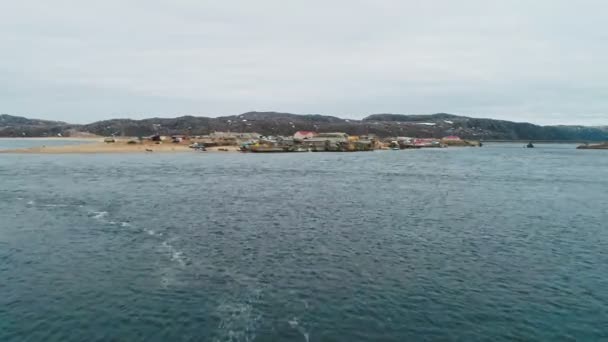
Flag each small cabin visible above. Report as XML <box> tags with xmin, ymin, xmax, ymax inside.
<box><xmin>293</xmin><ymin>131</ymin><xmax>317</xmax><ymax>141</ymax></box>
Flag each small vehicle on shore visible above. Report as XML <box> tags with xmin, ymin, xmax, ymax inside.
<box><xmin>189</xmin><ymin>143</ymin><xmax>206</xmax><ymax>151</ymax></box>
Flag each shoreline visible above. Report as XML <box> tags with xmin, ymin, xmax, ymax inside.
<box><xmin>0</xmin><ymin>136</ymin><xmax>102</xmax><ymax>141</ymax></box>
<box><xmin>0</xmin><ymin>139</ymin><xmax>591</xmax><ymax>154</ymax></box>
<box><xmin>0</xmin><ymin>141</ymin><xmax>240</xmax><ymax>154</ymax></box>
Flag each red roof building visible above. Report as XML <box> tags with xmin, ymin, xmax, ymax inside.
<box><xmin>293</xmin><ymin>131</ymin><xmax>317</xmax><ymax>140</ymax></box>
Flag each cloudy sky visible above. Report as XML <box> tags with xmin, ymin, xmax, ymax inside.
<box><xmin>1</xmin><ymin>0</ymin><xmax>607</xmax><ymax>125</ymax></box>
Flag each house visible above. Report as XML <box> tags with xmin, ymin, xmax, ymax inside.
<box><xmin>316</xmin><ymin>132</ymin><xmax>349</xmax><ymax>141</ymax></box>
<box><xmin>358</xmin><ymin>134</ymin><xmax>381</xmax><ymax>149</ymax></box>
<box><xmin>360</xmin><ymin>134</ymin><xmax>378</xmax><ymax>141</ymax></box>
<box><xmin>413</xmin><ymin>138</ymin><xmax>443</xmax><ymax>147</ymax></box>
<box><xmin>293</xmin><ymin>131</ymin><xmax>317</xmax><ymax>141</ymax></box>
<box><xmin>299</xmin><ymin>138</ymin><xmax>337</xmax><ymax>151</ymax></box>
<box><xmin>297</xmin><ymin>133</ymin><xmax>350</xmax><ymax>151</ymax></box>
<box><xmin>171</xmin><ymin>136</ymin><xmax>183</xmax><ymax>143</ymax></box>
<box><xmin>209</xmin><ymin>132</ymin><xmax>261</xmax><ymax>140</ymax></box>
<box><xmin>150</xmin><ymin>135</ymin><xmax>167</xmax><ymax>142</ymax></box>
<box><xmin>397</xmin><ymin>137</ymin><xmax>413</xmax><ymax>143</ymax></box>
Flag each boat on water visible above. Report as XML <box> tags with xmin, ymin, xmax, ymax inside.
<box><xmin>526</xmin><ymin>142</ymin><xmax>535</xmax><ymax>148</ymax></box>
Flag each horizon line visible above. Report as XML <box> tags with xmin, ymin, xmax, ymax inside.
<box><xmin>1</xmin><ymin>111</ymin><xmax>606</xmax><ymax>128</ymax></box>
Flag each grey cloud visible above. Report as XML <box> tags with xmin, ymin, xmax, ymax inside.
<box><xmin>1</xmin><ymin>0</ymin><xmax>607</xmax><ymax>125</ymax></box>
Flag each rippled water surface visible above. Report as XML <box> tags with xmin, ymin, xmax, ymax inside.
<box><xmin>0</xmin><ymin>138</ymin><xmax>93</xmax><ymax>150</ymax></box>
<box><xmin>1</xmin><ymin>144</ymin><xmax>607</xmax><ymax>341</ymax></box>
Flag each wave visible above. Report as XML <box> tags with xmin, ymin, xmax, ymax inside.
<box><xmin>161</xmin><ymin>240</ymin><xmax>188</xmax><ymax>267</ymax></box>
<box><xmin>88</xmin><ymin>211</ymin><xmax>119</xmax><ymax>225</ymax></box>
<box><xmin>21</xmin><ymin>197</ymin><xmax>86</xmax><ymax>209</ymax></box>
<box><xmin>288</xmin><ymin>317</ymin><xmax>310</xmax><ymax>342</ymax></box>
<box><xmin>90</xmin><ymin>211</ymin><xmax>108</xmax><ymax>220</ymax></box>
<box><xmin>214</xmin><ymin>296</ymin><xmax>263</xmax><ymax>342</ymax></box>
<box><xmin>143</xmin><ymin>227</ymin><xmax>161</xmax><ymax>236</ymax></box>
<box><xmin>82</xmin><ymin>208</ymin><xmax>189</xmax><ymax>287</ymax></box>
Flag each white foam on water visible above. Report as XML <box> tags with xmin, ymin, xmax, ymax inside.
<box><xmin>91</xmin><ymin>211</ymin><xmax>108</xmax><ymax>220</ymax></box>
<box><xmin>157</xmin><ymin>256</ymin><xmax>183</xmax><ymax>288</ymax></box>
<box><xmin>288</xmin><ymin>317</ymin><xmax>310</xmax><ymax>342</ymax></box>
<box><xmin>212</xmin><ymin>286</ymin><xmax>264</xmax><ymax>342</ymax></box>
<box><xmin>160</xmin><ymin>239</ymin><xmax>188</xmax><ymax>267</ymax></box>
<box><xmin>288</xmin><ymin>317</ymin><xmax>299</xmax><ymax>328</ymax></box>
<box><xmin>24</xmin><ymin>200</ymin><xmax>81</xmax><ymax>208</ymax></box>
<box><xmin>144</xmin><ymin>228</ymin><xmax>157</xmax><ymax>236</ymax></box>
<box><xmin>119</xmin><ymin>221</ymin><xmax>161</xmax><ymax>238</ymax></box>
<box><xmin>83</xmin><ymin>210</ymin><xmax>122</xmax><ymax>226</ymax></box>
<box><xmin>160</xmin><ymin>274</ymin><xmax>174</xmax><ymax>288</ymax></box>
<box><xmin>171</xmin><ymin>251</ymin><xmax>186</xmax><ymax>267</ymax></box>
<box><xmin>214</xmin><ymin>301</ymin><xmax>261</xmax><ymax>342</ymax></box>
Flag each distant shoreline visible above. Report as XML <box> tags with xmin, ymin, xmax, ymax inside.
<box><xmin>482</xmin><ymin>140</ymin><xmax>594</xmax><ymax>143</ymax></box>
<box><xmin>2</xmin><ymin>112</ymin><xmax>607</xmax><ymax>143</ymax></box>
<box><xmin>0</xmin><ymin>140</ymin><xmax>239</xmax><ymax>154</ymax></box>
<box><xmin>0</xmin><ymin>137</ymin><xmax>597</xmax><ymax>154</ymax></box>
<box><xmin>0</xmin><ymin>137</ymin><xmax>102</xmax><ymax>141</ymax></box>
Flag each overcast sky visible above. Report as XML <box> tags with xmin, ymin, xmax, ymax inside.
<box><xmin>1</xmin><ymin>0</ymin><xmax>607</xmax><ymax>125</ymax></box>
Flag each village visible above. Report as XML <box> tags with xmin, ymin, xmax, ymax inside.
<box><xmin>119</xmin><ymin>131</ymin><xmax>482</xmax><ymax>152</ymax></box>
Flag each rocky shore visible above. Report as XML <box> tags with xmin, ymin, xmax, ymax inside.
<box><xmin>0</xmin><ymin>139</ymin><xmax>239</xmax><ymax>154</ymax></box>
<box><xmin>577</xmin><ymin>142</ymin><xmax>608</xmax><ymax>149</ymax></box>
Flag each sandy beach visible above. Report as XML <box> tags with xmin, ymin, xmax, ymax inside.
<box><xmin>0</xmin><ymin>139</ymin><xmax>240</xmax><ymax>154</ymax></box>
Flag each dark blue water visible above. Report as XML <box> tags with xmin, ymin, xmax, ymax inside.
<box><xmin>1</xmin><ymin>144</ymin><xmax>607</xmax><ymax>341</ymax></box>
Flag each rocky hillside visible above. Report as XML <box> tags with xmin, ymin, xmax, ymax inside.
<box><xmin>363</xmin><ymin>113</ymin><xmax>608</xmax><ymax>141</ymax></box>
<box><xmin>0</xmin><ymin>114</ymin><xmax>73</xmax><ymax>137</ymax></box>
<box><xmin>1</xmin><ymin>112</ymin><xmax>607</xmax><ymax>141</ymax></box>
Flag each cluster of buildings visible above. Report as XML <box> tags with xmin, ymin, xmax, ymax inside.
<box><xmin>108</xmin><ymin>131</ymin><xmax>478</xmax><ymax>152</ymax></box>
<box><xmin>141</xmin><ymin>131</ymin><xmax>380</xmax><ymax>152</ymax></box>
<box><xmin>241</xmin><ymin>131</ymin><xmax>380</xmax><ymax>152</ymax></box>
<box><xmin>388</xmin><ymin>135</ymin><xmax>480</xmax><ymax>149</ymax></box>
<box><xmin>237</xmin><ymin>132</ymin><xmax>475</xmax><ymax>152</ymax></box>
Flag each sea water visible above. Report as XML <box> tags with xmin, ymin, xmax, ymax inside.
<box><xmin>0</xmin><ymin>138</ymin><xmax>93</xmax><ymax>150</ymax></box>
<box><xmin>1</xmin><ymin>144</ymin><xmax>607</xmax><ymax>341</ymax></box>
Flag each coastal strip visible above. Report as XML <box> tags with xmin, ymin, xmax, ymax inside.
<box><xmin>0</xmin><ymin>140</ymin><xmax>239</xmax><ymax>154</ymax></box>
<box><xmin>0</xmin><ymin>132</ymin><xmax>482</xmax><ymax>154</ymax></box>
<box><xmin>577</xmin><ymin>142</ymin><xmax>608</xmax><ymax>150</ymax></box>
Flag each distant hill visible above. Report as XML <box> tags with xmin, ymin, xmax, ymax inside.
<box><xmin>0</xmin><ymin>114</ymin><xmax>66</xmax><ymax>126</ymax></box>
<box><xmin>363</xmin><ymin>113</ymin><xmax>608</xmax><ymax>141</ymax></box>
<box><xmin>0</xmin><ymin>114</ymin><xmax>73</xmax><ymax>137</ymax></box>
<box><xmin>1</xmin><ymin>112</ymin><xmax>607</xmax><ymax>141</ymax></box>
